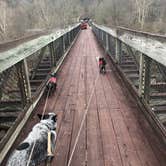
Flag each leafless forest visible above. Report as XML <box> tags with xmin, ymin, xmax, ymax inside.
<box><xmin>0</xmin><ymin>0</ymin><xmax>165</xmax><ymax>42</ymax></box>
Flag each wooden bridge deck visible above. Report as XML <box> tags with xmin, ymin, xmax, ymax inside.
<box><xmin>4</xmin><ymin>27</ymin><xmax>166</xmax><ymax>166</ymax></box>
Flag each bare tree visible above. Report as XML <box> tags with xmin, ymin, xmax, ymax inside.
<box><xmin>0</xmin><ymin>1</ymin><xmax>7</xmax><ymax>40</ymax></box>
<box><xmin>0</xmin><ymin>0</ymin><xmax>165</xmax><ymax>42</ymax></box>
<box><xmin>134</xmin><ymin>0</ymin><xmax>153</xmax><ymax>29</ymax></box>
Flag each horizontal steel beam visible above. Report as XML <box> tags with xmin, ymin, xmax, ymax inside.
<box><xmin>0</xmin><ymin>24</ymin><xmax>80</xmax><ymax>73</ymax></box>
<box><xmin>93</xmin><ymin>23</ymin><xmax>117</xmax><ymax>38</ymax></box>
<box><xmin>118</xmin><ymin>26</ymin><xmax>166</xmax><ymax>42</ymax></box>
<box><xmin>92</xmin><ymin>23</ymin><xmax>166</xmax><ymax>67</ymax></box>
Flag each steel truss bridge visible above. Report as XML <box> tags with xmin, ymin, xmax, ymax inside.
<box><xmin>0</xmin><ymin>23</ymin><xmax>166</xmax><ymax>165</ymax></box>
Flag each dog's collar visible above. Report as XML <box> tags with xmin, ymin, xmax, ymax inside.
<box><xmin>44</xmin><ymin>123</ymin><xmax>56</xmax><ymax>131</ymax></box>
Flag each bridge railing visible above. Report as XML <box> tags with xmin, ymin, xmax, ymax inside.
<box><xmin>0</xmin><ymin>23</ymin><xmax>80</xmax><ymax>162</ymax></box>
<box><xmin>92</xmin><ymin>23</ymin><xmax>166</xmax><ymax>143</ymax></box>
<box><xmin>0</xmin><ymin>24</ymin><xmax>80</xmax><ymax>107</ymax></box>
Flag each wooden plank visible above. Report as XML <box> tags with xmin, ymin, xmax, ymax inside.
<box><xmin>92</xmin><ymin>27</ymin><xmax>165</xmax><ymax>165</ymax></box>
<box><xmin>68</xmin><ymin>32</ymin><xmax>87</xmax><ymax>166</ymax></box>
<box><xmin>86</xmin><ymin>36</ymin><xmax>105</xmax><ymax>166</ymax></box>
<box><xmin>89</xmin><ymin>35</ymin><xmax>123</xmax><ymax>166</ymax></box>
<box><xmin>3</xmin><ymin>25</ymin><xmax>166</xmax><ymax>166</ymax></box>
<box><xmin>104</xmin><ymin>55</ymin><xmax>166</xmax><ymax>166</ymax></box>
<box><xmin>53</xmin><ymin>31</ymin><xmax>85</xmax><ymax>166</ymax></box>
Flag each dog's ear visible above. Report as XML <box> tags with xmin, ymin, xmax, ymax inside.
<box><xmin>17</xmin><ymin>142</ymin><xmax>30</xmax><ymax>151</ymax></box>
<box><xmin>37</xmin><ymin>114</ymin><xmax>49</xmax><ymax>120</ymax></box>
<box><xmin>52</xmin><ymin>114</ymin><xmax>58</xmax><ymax>122</ymax></box>
<box><xmin>37</xmin><ymin>114</ymin><xmax>42</xmax><ymax>120</ymax></box>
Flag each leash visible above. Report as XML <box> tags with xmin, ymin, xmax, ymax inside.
<box><xmin>42</xmin><ymin>85</ymin><xmax>52</xmax><ymax>119</ymax></box>
<box><xmin>26</xmin><ymin>85</ymin><xmax>51</xmax><ymax>166</ymax></box>
<box><xmin>67</xmin><ymin>73</ymin><xmax>99</xmax><ymax>166</ymax></box>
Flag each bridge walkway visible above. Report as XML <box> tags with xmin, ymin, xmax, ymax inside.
<box><xmin>7</xmin><ymin>27</ymin><xmax>166</xmax><ymax>166</ymax></box>
<box><xmin>49</xmin><ymin>27</ymin><xmax>166</xmax><ymax>166</ymax></box>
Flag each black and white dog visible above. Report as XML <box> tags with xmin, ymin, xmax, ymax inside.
<box><xmin>7</xmin><ymin>113</ymin><xmax>57</xmax><ymax>166</ymax></box>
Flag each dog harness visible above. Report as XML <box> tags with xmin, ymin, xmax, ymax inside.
<box><xmin>99</xmin><ymin>60</ymin><xmax>103</xmax><ymax>65</ymax></box>
<box><xmin>49</xmin><ymin>77</ymin><xmax>57</xmax><ymax>84</ymax></box>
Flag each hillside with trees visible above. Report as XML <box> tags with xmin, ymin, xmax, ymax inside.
<box><xmin>0</xmin><ymin>0</ymin><xmax>165</xmax><ymax>42</ymax></box>
<box><xmin>89</xmin><ymin>0</ymin><xmax>166</xmax><ymax>33</ymax></box>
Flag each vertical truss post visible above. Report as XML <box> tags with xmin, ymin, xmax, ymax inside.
<box><xmin>98</xmin><ymin>29</ymin><xmax>101</xmax><ymax>40</ymax></box>
<box><xmin>106</xmin><ymin>33</ymin><xmax>109</xmax><ymax>52</ymax></box>
<box><xmin>49</xmin><ymin>42</ymin><xmax>55</xmax><ymax>67</ymax></box>
<box><xmin>73</xmin><ymin>28</ymin><xmax>76</xmax><ymax>38</ymax></box>
<box><xmin>104</xmin><ymin>33</ymin><xmax>106</xmax><ymax>47</ymax></box>
<box><xmin>66</xmin><ymin>33</ymin><xmax>68</xmax><ymax>47</ymax></box>
<box><xmin>71</xmin><ymin>30</ymin><xmax>73</xmax><ymax>41</ymax></box>
<box><xmin>125</xmin><ymin>44</ymin><xmax>139</xmax><ymax>65</ymax></box>
<box><xmin>53</xmin><ymin>41</ymin><xmax>57</xmax><ymax>66</ymax></box>
<box><xmin>139</xmin><ymin>54</ymin><xmax>152</xmax><ymax>103</ymax></box>
<box><xmin>30</xmin><ymin>47</ymin><xmax>46</xmax><ymax>80</ymax></box>
<box><xmin>72</xmin><ymin>30</ymin><xmax>74</xmax><ymax>40</ymax></box>
<box><xmin>101</xmin><ymin>30</ymin><xmax>103</xmax><ymax>41</ymax></box>
<box><xmin>16</xmin><ymin>59</ymin><xmax>31</xmax><ymax>106</ymax></box>
<box><xmin>68</xmin><ymin>32</ymin><xmax>71</xmax><ymax>45</ymax></box>
<box><xmin>115</xmin><ymin>38</ymin><xmax>122</xmax><ymax>63</ymax></box>
<box><xmin>113</xmin><ymin>37</ymin><xmax>116</xmax><ymax>55</ymax></box>
<box><xmin>139</xmin><ymin>54</ymin><xmax>144</xmax><ymax>96</ymax></box>
<box><xmin>100</xmin><ymin>30</ymin><xmax>102</xmax><ymax>41</ymax></box>
<box><xmin>23</xmin><ymin>59</ymin><xmax>31</xmax><ymax>102</ymax></box>
<box><xmin>0</xmin><ymin>73</ymin><xmax>2</xmax><ymax>99</ymax></box>
<box><xmin>62</xmin><ymin>35</ymin><xmax>65</xmax><ymax>53</ymax></box>
<box><xmin>99</xmin><ymin>29</ymin><xmax>101</xmax><ymax>40</ymax></box>
<box><xmin>98</xmin><ymin>29</ymin><xmax>100</xmax><ymax>38</ymax></box>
